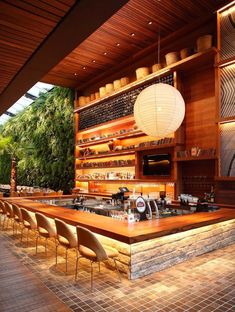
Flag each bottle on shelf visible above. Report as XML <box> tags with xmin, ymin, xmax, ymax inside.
<box><xmin>209</xmin><ymin>185</ymin><xmax>215</xmax><ymax>203</ymax></box>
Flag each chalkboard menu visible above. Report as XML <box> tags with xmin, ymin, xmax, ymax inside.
<box><xmin>78</xmin><ymin>73</ymin><xmax>174</xmax><ymax>130</ymax></box>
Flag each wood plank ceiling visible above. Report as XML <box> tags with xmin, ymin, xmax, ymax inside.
<box><xmin>0</xmin><ymin>0</ymin><xmax>129</xmax><ymax>114</ymax></box>
<box><xmin>0</xmin><ymin>0</ymin><xmax>76</xmax><ymax>95</ymax></box>
<box><xmin>42</xmin><ymin>0</ymin><xmax>227</xmax><ymax>90</ymax></box>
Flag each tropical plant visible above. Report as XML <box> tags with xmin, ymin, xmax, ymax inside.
<box><xmin>0</xmin><ymin>135</ymin><xmax>21</xmax><ymax>193</ymax></box>
<box><xmin>0</xmin><ymin>86</ymin><xmax>74</xmax><ymax>193</ymax></box>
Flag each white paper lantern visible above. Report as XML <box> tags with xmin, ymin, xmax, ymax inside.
<box><xmin>134</xmin><ymin>83</ymin><xmax>185</xmax><ymax>138</ymax></box>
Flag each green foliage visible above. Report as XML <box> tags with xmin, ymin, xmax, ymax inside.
<box><xmin>0</xmin><ymin>86</ymin><xmax>74</xmax><ymax>192</ymax></box>
<box><xmin>0</xmin><ymin>152</ymin><xmax>11</xmax><ymax>184</ymax></box>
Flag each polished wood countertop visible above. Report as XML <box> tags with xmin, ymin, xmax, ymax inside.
<box><xmin>5</xmin><ymin>197</ymin><xmax>235</xmax><ymax>244</ymax></box>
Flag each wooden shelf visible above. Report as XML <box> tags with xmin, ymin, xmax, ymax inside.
<box><xmin>136</xmin><ymin>142</ymin><xmax>175</xmax><ymax>151</ymax></box>
<box><xmin>77</xmin><ymin>130</ymin><xmax>144</xmax><ymax>148</ymax></box>
<box><xmin>217</xmin><ymin>56</ymin><xmax>235</xmax><ymax>68</ymax></box>
<box><xmin>76</xmin><ymin>191</ymin><xmax>113</xmax><ymax>198</ymax></box>
<box><xmin>215</xmin><ymin>176</ymin><xmax>235</xmax><ymax>181</ymax></box>
<box><xmin>77</xmin><ymin>149</ymin><xmax>136</xmax><ymax>160</ymax></box>
<box><xmin>76</xmin><ymin>179</ymin><xmax>175</xmax><ymax>183</ymax></box>
<box><xmin>74</xmin><ymin>48</ymin><xmax>217</xmax><ymax>113</ymax></box>
<box><xmin>174</xmin><ymin>156</ymin><xmax>217</xmax><ymax>162</ymax></box>
<box><xmin>77</xmin><ymin>115</ymin><xmax>134</xmax><ymax>135</ymax></box>
<box><xmin>77</xmin><ymin>142</ymin><xmax>176</xmax><ymax>160</ymax></box>
<box><xmin>218</xmin><ymin>116</ymin><xmax>235</xmax><ymax>124</ymax></box>
<box><xmin>76</xmin><ymin>164</ymin><xmax>134</xmax><ymax>169</ymax></box>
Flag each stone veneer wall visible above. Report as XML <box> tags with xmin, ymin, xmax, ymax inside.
<box><xmin>78</xmin><ymin>220</ymin><xmax>235</xmax><ymax>280</ymax></box>
<box><xmin>130</xmin><ymin>219</ymin><xmax>235</xmax><ymax>279</ymax></box>
<box><xmin>97</xmin><ymin>234</ymin><xmax>131</xmax><ymax>276</ymax></box>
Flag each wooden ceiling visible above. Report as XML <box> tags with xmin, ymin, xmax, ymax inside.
<box><xmin>0</xmin><ymin>0</ymin><xmax>129</xmax><ymax>114</ymax></box>
<box><xmin>0</xmin><ymin>0</ymin><xmax>230</xmax><ymax>113</ymax></box>
<box><xmin>0</xmin><ymin>0</ymin><xmax>76</xmax><ymax>95</ymax></box>
<box><xmin>42</xmin><ymin>0</ymin><xmax>227</xmax><ymax>90</ymax></box>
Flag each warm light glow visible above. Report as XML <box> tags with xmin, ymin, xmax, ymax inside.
<box><xmin>134</xmin><ymin>83</ymin><xmax>185</xmax><ymax>138</ymax></box>
<box><xmin>219</xmin><ymin>59</ymin><xmax>235</xmax><ymax>68</ymax></box>
<box><xmin>217</xmin><ymin>1</ymin><xmax>235</xmax><ymax>13</ymax></box>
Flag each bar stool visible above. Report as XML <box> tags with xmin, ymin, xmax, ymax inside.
<box><xmin>35</xmin><ymin>212</ymin><xmax>57</xmax><ymax>256</ymax></box>
<box><xmin>54</xmin><ymin>218</ymin><xmax>77</xmax><ymax>274</ymax></box>
<box><xmin>4</xmin><ymin>201</ymin><xmax>15</xmax><ymax>234</ymax></box>
<box><xmin>0</xmin><ymin>200</ymin><xmax>6</xmax><ymax>228</ymax></box>
<box><xmin>75</xmin><ymin>226</ymin><xmax>121</xmax><ymax>290</ymax></box>
<box><xmin>12</xmin><ymin>203</ymin><xmax>23</xmax><ymax>235</ymax></box>
<box><xmin>11</xmin><ymin>191</ymin><xmax>19</xmax><ymax>197</ymax></box>
<box><xmin>20</xmin><ymin>208</ymin><xmax>37</xmax><ymax>245</ymax></box>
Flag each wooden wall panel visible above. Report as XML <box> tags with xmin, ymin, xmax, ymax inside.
<box><xmin>182</xmin><ymin>65</ymin><xmax>217</xmax><ymax>149</ymax></box>
<box><xmin>216</xmin><ymin>181</ymin><xmax>235</xmax><ymax>205</ymax></box>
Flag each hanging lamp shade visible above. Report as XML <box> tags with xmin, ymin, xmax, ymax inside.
<box><xmin>134</xmin><ymin>83</ymin><xmax>185</xmax><ymax>138</ymax></box>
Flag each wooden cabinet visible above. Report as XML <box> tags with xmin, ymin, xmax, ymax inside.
<box><xmin>74</xmin><ymin>48</ymin><xmax>218</xmax><ymax>199</ymax></box>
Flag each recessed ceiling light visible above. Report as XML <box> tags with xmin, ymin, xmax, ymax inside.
<box><xmin>74</xmin><ymin>72</ymin><xmax>77</xmax><ymax>76</ymax></box>
<box><xmin>116</xmin><ymin>43</ymin><xmax>120</xmax><ymax>47</ymax></box>
<box><xmin>148</xmin><ymin>21</ymin><xmax>153</xmax><ymax>25</ymax></box>
<box><xmin>131</xmin><ymin>33</ymin><xmax>135</xmax><ymax>37</ymax></box>
<box><xmin>103</xmin><ymin>52</ymin><xmax>107</xmax><ymax>55</ymax></box>
<box><xmin>82</xmin><ymin>66</ymin><xmax>86</xmax><ymax>70</ymax></box>
<box><xmin>92</xmin><ymin>60</ymin><xmax>96</xmax><ymax>63</ymax></box>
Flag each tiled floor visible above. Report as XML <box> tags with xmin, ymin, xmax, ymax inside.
<box><xmin>0</xmin><ymin>226</ymin><xmax>235</xmax><ymax>312</ymax></box>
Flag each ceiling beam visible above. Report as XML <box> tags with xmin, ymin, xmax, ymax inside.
<box><xmin>0</xmin><ymin>0</ymin><xmax>129</xmax><ymax>115</ymax></box>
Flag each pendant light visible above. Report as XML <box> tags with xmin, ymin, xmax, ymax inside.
<box><xmin>134</xmin><ymin>29</ymin><xmax>185</xmax><ymax>138</ymax></box>
<box><xmin>134</xmin><ymin>83</ymin><xmax>185</xmax><ymax>137</ymax></box>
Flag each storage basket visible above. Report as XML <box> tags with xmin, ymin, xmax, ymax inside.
<box><xmin>105</xmin><ymin>83</ymin><xmax>114</xmax><ymax>93</ymax></box>
<box><xmin>99</xmin><ymin>86</ymin><xmax>106</xmax><ymax>97</ymax></box>
<box><xmin>135</xmin><ymin>67</ymin><xmax>149</xmax><ymax>79</ymax></box>
<box><xmin>152</xmin><ymin>63</ymin><xmax>162</xmax><ymax>73</ymax></box>
<box><xmin>120</xmin><ymin>77</ymin><xmax>129</xmax><ymax>87</ymax></box>
<box><xmin>165</xmin><ymin>52</ymin><xmax>179</xmax><ymax>65</ymax></box>
<box><xmin>196</xmin><ymin>35</ymin><xmax>212</xmax><ymax>52</ymax></box>
<box><xmin>180</xmin><ymin>48</ymin><xmax>191</xmax><ymax>59</ymax></box>
<box><xmin>113</xmin><ymin>79</ymin><xmax>122</xmax><ymax>90</ymax></box>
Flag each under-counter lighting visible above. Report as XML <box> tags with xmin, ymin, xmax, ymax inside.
<box><xmin>217</xmin><ymin>0</ymin><xmax>235</xmax><ymax>13</ymax></box>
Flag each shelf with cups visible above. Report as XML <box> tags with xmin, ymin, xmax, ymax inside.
<box><xmin>76</xmin><ymin>160</ymin><xmax>135</xmax><ymax>169</ymax></box>
<box><xmin>75</xmin><ymin>179</ymin><xmax>176</xmax><ymax>183</ymax></box>
<box><xmin>74</xmin><ymin>47</ymin><xmax>217</xmax><ymax>113</ymax></box>
<box><xmin>77</xmin><ymin>149</ymin><xmax>136</xmax><ymax>160</ymax></box>
<box><xmin>174</xmin><ymin>155</ymin><xmax>218</xmax><ymax>162</ymax></box>
<box><xmin>77</xmin><ymin>129</ymin><xmax>144</xmax><ymax>148</ymax></box>
<box><xmin>76</xmin><ymin>142</ymin><xmax>177</xmax><ymax>160</ymax></box>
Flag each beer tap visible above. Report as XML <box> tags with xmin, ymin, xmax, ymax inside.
<box><xmin>152</xmin><ymin>200</ymin><xmax>160</xmax><ymax>219</ymax></box>
<box><xmin>146</xmin><ymin>197</ymin><xmax>152</xmax><ymax>220</ymax></box>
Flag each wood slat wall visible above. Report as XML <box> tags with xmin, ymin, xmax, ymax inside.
<box><xmin>182</xmin><ymin>65</ymin><xmax>217</xmax><ymax>149</ymax></box>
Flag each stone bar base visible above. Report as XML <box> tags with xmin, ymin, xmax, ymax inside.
<box><xmin>99</xmin><ymin>219</ymin><xmax>235</xmax><ymax>280</ymax></box>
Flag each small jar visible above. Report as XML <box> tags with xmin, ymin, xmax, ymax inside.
<box><xmin>99</xmin><ymin>86</ymin><xmax>106</xmax><ymax>97</ymax></box>
<box><xmin>105</xmin><ymin>83</ymin><xmax>114</xmax><ymax>93</ymax></box>
<box><xmin>120</xmin><ymin>77</ymin><xmax>129</xmax><ymax>87</ymax></box>
<box><xmin>113</xmin><ymin>79</ymin><xmax>122</xmax><ymax>90</ymax></box>
<box><xmin>135</xmin><ymin>67</ymin><xmax>149</xmax><ymax>79</ymax></box>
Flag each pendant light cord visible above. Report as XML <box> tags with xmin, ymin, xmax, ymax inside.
<box><xmin>158</xmin><ymin>27</ymin><xmax>161</xmax><ymax>65</ymax></box>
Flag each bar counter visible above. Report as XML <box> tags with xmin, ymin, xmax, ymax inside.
<box><xmin>4</xmin><ymin>197</ymin><xmax>235</xmax><ymax>279</ymax></box>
